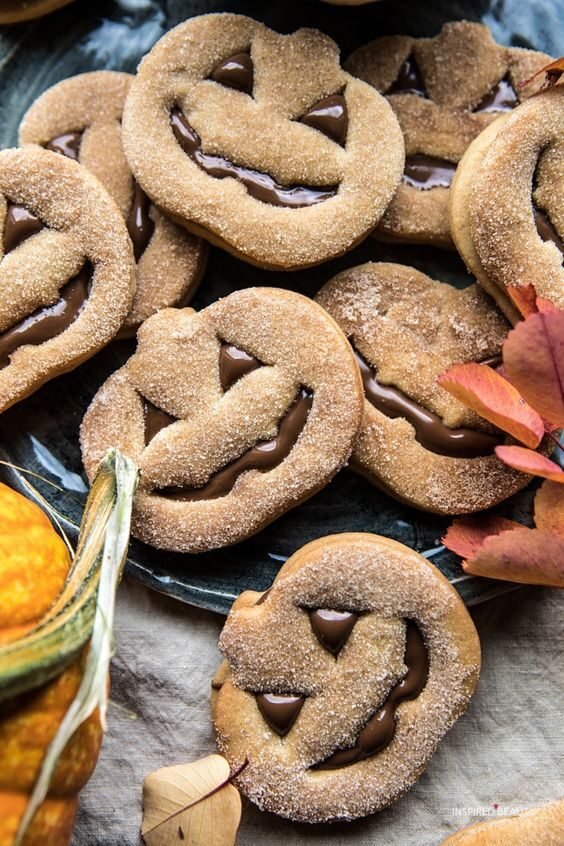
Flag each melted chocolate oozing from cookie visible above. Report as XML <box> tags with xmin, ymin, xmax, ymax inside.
<box><xmin>127</xmin><ymin>183</ymin><xmax>155</xmax><ymax>261</ymax></box>
<box><xmin>170</xmin><ymin>108</ymin><xmax>338</xmax><ymax>208</ymax></box>
<box><xmin>0</xmin><ymin>265</ymin><xmax>91</xmax><ymax>368</ymax></box>
<box><xmin>403</xmin><ymin>155</ymin><xmax>457</xmax><ymax>190</ymax></box>
<box><xmin>300</xmin><ymin>95</ymin><xmax>348</xmax><ymax>146</ymax></box>
<box><xmin>158</xmin><ymin>388</ymin><xmax>313</xmax><ymax>502</ymax></box>
<box><xmin>386</xmin><ymin>55</ymin><xmax>427</xmax><ymax>97</ymax></box>
<box><xmin>46</xmin><ymin>130</ymin><xmax>82</xmax><ymax>160</ymax></box>
<box><xmin>314</xmin><ymin>621</ymin><xmax>429</xmax><ymax>769</ymax></box>
<box><xmin>220</xmin><ymin>343</ymin><xmax>261</xmax><ymax>391</ymax></box>
<box><xmin>355</xmin><ymin>350</ymin><xmax>500</xmax><ymax>458</ymax></box>
<box><xmin>310</xmin><ymin>609</ymin><xmax>358</xmax><ymax>656</ymax></box>
<box><xmin>534</xmin><ymin>206</ymin><xmax>564</xmax><ymax>256</ymax></box>
<box><xmin>144</xmin><ymin>401</ymin><xmax>177</xmax><ymax>445</ymax></box>
<box><xmin>474</xmin><ymin>76</ymin><xmax>517</xmax><ymax>113</ymax></box>
<box><xmin>4</xmin><ymin>204</ymin><xmax>44</xmax><ymax>254</ymax></box>
<box><xmin>256</xmin><ymin>693</ymin><xmax>305</xmax><ymax>736</ymax></box>
<box><xmin>209</xmin><ymin>51</ymin><xmax>253</xmax><ymax>94</ymax></box>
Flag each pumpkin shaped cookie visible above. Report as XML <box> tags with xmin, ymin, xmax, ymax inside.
<box><xmin>20</xmin><ymin>71</ymin><xmax>207</xmax><ymax>335</ymax></box>
<box><xmin>212</xmin><ymin>533</ymin><xmax>481</xmax><ymax>822</ymax></box>
<box><xmin>451</xmin><ymin>85</ymin><xmax>564</xmax><ymax>322</ymax></box>
<box><xmin>315</xmin><ymin>262</ymin><xmax>532</xmax><ymax>514</ymax></box>
<box><xmin>80</xmin><ymin>288</ymin><xmax>364</xmax><ymax>552</ymax></box>
<box><xmin>346</xmin><ymin>21</ymin><xmax>550</xmax><ymax>248</ymax></box>
<box><xmin>121</xmin><ymin>13</ymin><xmax>405</xmax><ymax>269</ymax></box>
<box><xmin>0</xmin><ymin>146</ymin><xmax>135</xmax><ymax>413</ymax></box>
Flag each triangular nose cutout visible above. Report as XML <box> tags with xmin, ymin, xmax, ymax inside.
<box><xmin>386</xmin><ymin>54</ymin><xmax>427</xmax><ymax>97</ymax></box>
<box><xmin>209</xmin><ymin>52</ymin><xmax>253</xmax><ymax>94</ymax></box>
<box><xmin>256</xmin><ymin>693</ymin><xmax>305</xmax><ymax>736</ymax></box>
<box><xmin>310</xmin><ymin>609</ymin><xmax>358</xmax><ymax>655</ymax></box>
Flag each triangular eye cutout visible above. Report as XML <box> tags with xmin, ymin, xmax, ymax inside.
<box><xmin>310</xmin><ymin>609</ymin><xmax>358</xmax><ymax>655</ymax></box>
<box><xmin>386</xmin><ymin>54</ymin><xmax>427</xmax><ymax>97</ymax></box>
<box><xmin>209</xmin><ymin>51</ymin><xmax>253</xmax><ymax>95</ymax></box>
<box><xmin>4</xmin><ymin>204</ymin><xmax>44</xmax><ymax>254</ymax></box>
<box><xmin>474</xmin><ymin>75</ymin><xmax>517</xmax><ymax>113</ymax></box>
<box><xmin>219</xmin><ymin>343</ymin><xmax>261</xmax><ymax>391</ymax></box>
<box><xmin>144</xmin><ymin>400</ymin><xmax>177</xmax><ymax>445</ymax></box>
<box><xmin>300</xmin><ymin>94</ymin><xmax>348</xmax><ymax>146</ymax></box>
<box><xmin>45</xmin><ymin>130</ymin><xmax>82</xmax><ymax>161</ymax></box>
<box><xmin>256</xmin><ymin>693</ymin><xmax>305</xmax><ymax>736</ymax></box>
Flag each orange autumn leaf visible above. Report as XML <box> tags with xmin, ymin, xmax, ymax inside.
<box><xmin>507</xmin><ymin>284</ymin><xmax>540</xmax><ymax>317</ymax></box>
<box><xmin>495</xmin><ymin>445</ymin><xmax>564</xmax><ymax>482</ymax></box>
<box><xmin>518</xmin><ymin>56</ymin><xmax>564</xmax><ymax>89</ymax></box>
<box><xmin>462</xmin><ymin>527</ymin><xmax>564</xmax><ymax>587</ymax></box>
<box><xmin>534</xmin><ymin>481</ymin><xmax>564</xmax><ymax>537</ymax></box>
<box><xmin>438</xmin><ymin>363</ymin><xmax>545</xmax><ymax>448</ymax></box>
<box><xmin>442</xmin><ymin>514</ymin><xmax>522</xmax><ymax>560</ymax></box>
<box><xmin>503</xmin><ymin>310</ymin><xmax>564</xmax><ymax>428</ymax></box>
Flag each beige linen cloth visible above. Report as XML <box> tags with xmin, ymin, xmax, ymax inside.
<box><xmin>74</xmin><ymin>579</ymin><xmax>563</xmax><ymax>845</ymax></box>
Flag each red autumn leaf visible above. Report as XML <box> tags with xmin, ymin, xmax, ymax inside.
<box><xmin>462</xmin><ymin>527</ymin><xmax>564</xmax><ymax>587</ymax></box>
<box><xmin>503</xmin><ymin>310</ymin><xmax>564</xmax><ymax>428</ymax></box>
<box><xmin>438</xmin><ymin>363</ymin><xmax>545</xmax><ymax>448</ymax></box>
<box><xmin>534</xmin><ymin>481</ymin><xmax>564</xmax><ymax>536</ymax></box>
<box><xmin>495</xmin><ymin>445</ymin><xmax>564</xmax><ymax>482</ymax></box>
<box><xmin>442</xmin><ymin>514</ymin><xmax>522</xmax><ymax>559</ymax></box>
<box><xmin>518</xmin><ymin>56</ymin><xmax>564</xmax><ymax>89</ymax></box>
<box><xmin>507</xmin><ymin>284</ymin><xmax>540</xmax><ymax>317</ymax></box>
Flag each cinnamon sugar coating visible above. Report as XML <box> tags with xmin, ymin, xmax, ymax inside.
<box><xmin>121</xmin><ymin>13</ymin><xmax>405</xmax><ymax>269</ymax></box>
<box><xmin>452</xmin><ymin>85</ymin><xmax>564</xmax><ymax>321</ymax></box>
<box><xmin>315</xmin><ymin>262</ymin><xmax>531</xmax><ymax>514</ymax></box>
<box><xmin>0</xmin><ymin>146</ymin><xmax>135</xmax><ymax>413</ymax></box>
<box><xmin>213</xmin><ymin>533</ymin><xmax>481</xmax><ymax>822</ymax></box>
<box><xmin>80</xmin><ymin>288</ymin><xmax>364</xmax><ymax>552</ymax></box>
<box><xmin>20</xmin><ymin>71</ymin><xmax>207</xmax><ymax>332</ymax></box>
<box><xmin>346</xmin><ymin>21</ymin><xmax>550</xmax><ymax>248</ymax></box>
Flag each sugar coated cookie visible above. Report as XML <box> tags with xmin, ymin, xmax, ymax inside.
<box><xmin>121</xmin><ymin>13</ymin><xmax>405</xmax><ymax>269</ymax></box>
<box><xmin>315</xmin><ymin>262</ymin><xmax>532</xmax><ymax>514</ymax></box>
<box><xmin>20</xmin><ymin>71</ymin><xmax>207</xmax><ymax>334</ymax></box>
<box><xmin>451</xmin><ymin>85</ymin><xmax>564</xmax><ymax>322</ymax></box>
<box><xmin>346</xmin><ymin>22</ymin><xmax>551</xmax><ymax>248</ymax></box>
<box><xmin>212</xmin><ymin>533</ymin><xmax>481</xmax><ymax>822</ymax></box>
<box><xmin>80</xmin><ymin>288</ymin><xmax>364</xmax><ymax>552</ymax></box>
<box><xmin>0</xmin><ymin>146</ymin><xmax>135</xmax><ymax>413</ymax></box>
<box><xmin>441</xmin><ymin>798</ymin><xmax>564</xmax><ymax>845</ymax></box>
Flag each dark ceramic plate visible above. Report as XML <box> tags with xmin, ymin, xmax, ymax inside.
<box><xmin>0</xmin><ymin>0</ymin><xmax>559</xmax><ymax>614</ymax></box>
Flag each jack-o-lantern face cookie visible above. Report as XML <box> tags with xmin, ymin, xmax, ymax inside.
<box><xmin>346</xmin><ymin>22</ymin><xmax>551</xmax><ymax>248</ymax></box>
<box><xmin>315</xmin><ymin>262</ymin><xmax>531</xmax><ymax>515</ymax></box>
<box><xmin>121</xmin><ymin>13</ymin><xmax>405</xmax><ymax>270</ymax></box>
<box><xmin>212</xmin><ymin>533</ymin><xmax>481</xmax><ymax>822</ymax></box>
<box><xmin>451</xmin><ymin>85</ymin><xmax>564</xmax><ymax>323</ymax></box>
<box><xmin>80</xmin><ymin>288</ymin><xmax>364</xmax><ymax>552</ymax></box>
<box><xmin>20</xmin><ymin>71</ymin><xmax>207</xmax><ymax>334</ymax></box>
<box><xmin>0</xmin><ymin>146</ymin><xmax>135</xmax><ymax>413</ymax></box>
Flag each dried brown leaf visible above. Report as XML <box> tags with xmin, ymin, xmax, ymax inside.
<box><xmin>141</xmin><ymin>754</ymin><xmax>242</xmax><ymax>846</ymax></box>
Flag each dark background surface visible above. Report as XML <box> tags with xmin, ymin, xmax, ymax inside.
<box><xmin>0</xmin><ymin>0</ymin><xmax>561</xmax><ymax>611</ymax></box>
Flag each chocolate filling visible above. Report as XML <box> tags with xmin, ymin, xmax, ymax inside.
<box><xmin>314</xmin><ymin>621</ymin><xmax>429</xmax><ymax>769</ymax></box>
<box><xmin>310</xmin><ymin>609</ymin><xmax>358</xmax><ymax>655</ymax></box>
<box><xmin>144</xmin><ymin>400</ymin><xmax>176</xmax><ymax>445</ymax></box>
<box><xmin>4</xmin><ymin>203</ymin><xmax>44</xmax><ymax>254</ymax></box>
<box><xmin>157</xmin><ymin>388</ymin><xmax>313</xmax><ymax>502</ymax></box>
<box><xmin>209</xmin><ymin>51</ymin><xmax>253</xmax><ymax>94</ymax></box>
<box><xmin>170</xmin><ymin>108</ymin><xmax>338</xmax><ymax>208</ymax></box>
<box><xmin>402</xmin><ymin>154</ymin><xmax>457</xmax><ymax>190</ymax></box>
<box><xmin>386</xmin><ymin>55</ymin><xmax>427</xmax><ymax>97</ymax></box>
<box><xmin>474</xmin><ymin>76</ymin><xmax>517</xmax><ymax>113</ymax></box>
<box><xmin>256</xmin><ymin>693</ymin><xmax>305</xmax><ymax>736</ymax></box>
<box><xmin>355</xmin><ymin>349</ymin><xmax>500</xmax><ymax>458</ymax></box>
<box><xmin>300</xmin><ymin>94</ymin><xmax>348</xmax><ymax>146</ymax></box>
<box><xmin>534</xmin><ymin>206</ymin><xmax>564</xmax><ymax>256</ymax></box>
<box><xmin>46</xmin><ymin>130</ymin><xmax>82</xmax><ymax>160</ymax></box>
<box><xmin>220</xmin><ymin>343</ymin><xmax>261</xmax><ymax>391</ymax></box>
<box><xmin>0</xmin><ymin>264</ymin><xmax>91</xmax><ymax>368</ymax></box>
<box><xmin>46</xmin><ymin>130</ymin><xmax>154</xmax><ymax>261</ymax></box>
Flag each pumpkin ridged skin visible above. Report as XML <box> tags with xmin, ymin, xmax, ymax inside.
<box><xmin>0</xmin><ymin>483</ymin><xmax>103</xmax><ymax>846</ymax></box>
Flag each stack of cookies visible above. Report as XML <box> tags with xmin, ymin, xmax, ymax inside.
<box><xmin>1</xmin><ymin>12</ymin><xmax>560</xmax><ymax>825</ymax></box>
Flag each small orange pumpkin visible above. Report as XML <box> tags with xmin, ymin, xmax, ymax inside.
<box><xmin>0</xmin><ymin>483</ymin><xmax>103</xmax><ymax>846</ymax></box>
